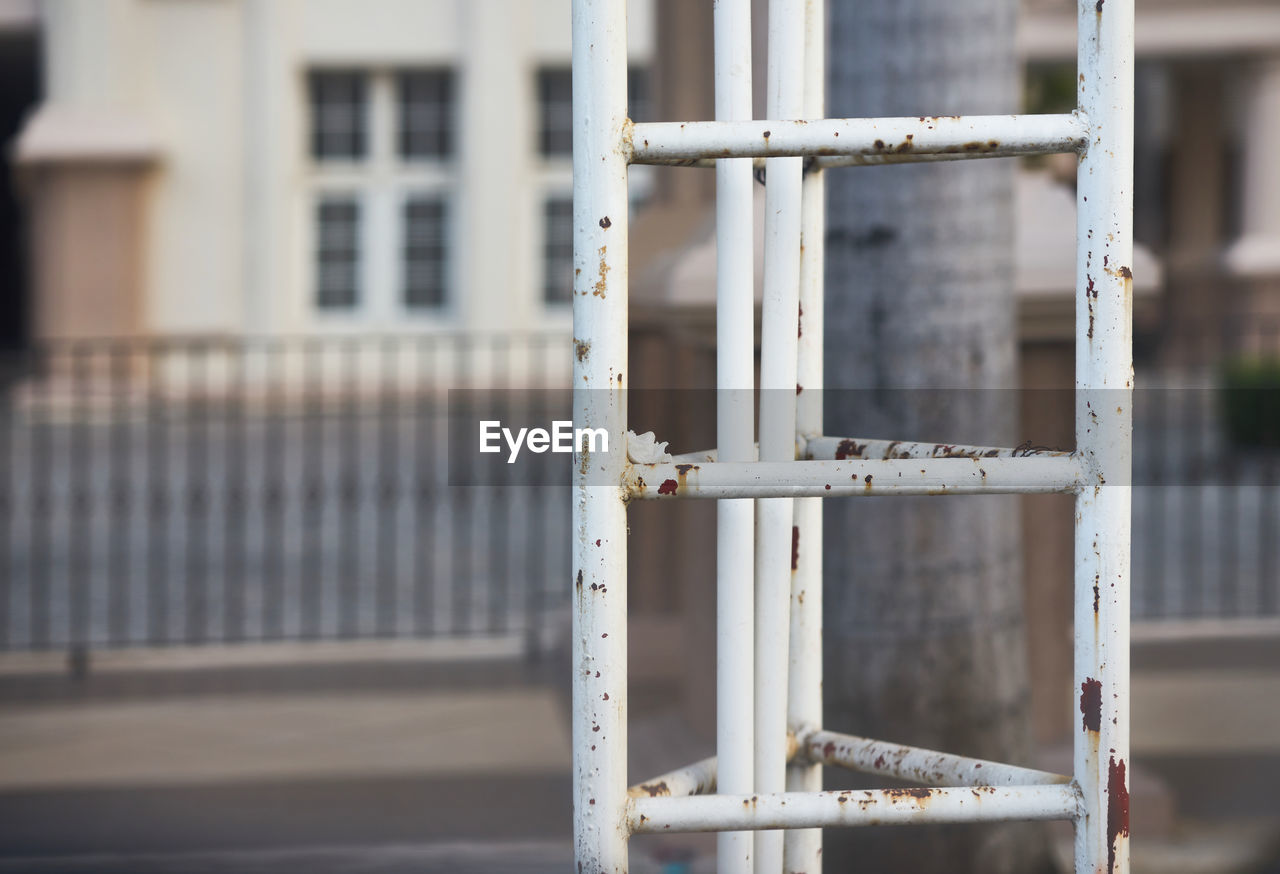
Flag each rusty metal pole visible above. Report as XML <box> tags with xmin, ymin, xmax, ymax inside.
<box><xmin>784</xmin><ymin>0</ymin><xmax>826</xmax><ymax>871</ymax></box>
<box><xmin>714</xmin><ymin>0</ymin><xmax>758</xmax><ymax>871</ymax></box>
<box><xmin>754</xmin><ymin>0</ymin><xmax>805</xmax><ymax>870</ymax></box>
<box><xmin>571</xmin><ymin>1</ymin><xmax>630</xmax><ymax>870</ymax></box>
<box><xmin>1073</xmin><ymin>0</ymin><xmax>1134</xmax><ymax>872</ymax></box>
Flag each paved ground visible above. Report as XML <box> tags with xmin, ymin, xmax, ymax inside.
<box><xmin>0</xmin><ymin>645</ymin><xmax>715</xmax><ymax>872</ymax></box>
<box><xmin>0</xmin><ymin>842</ymin><xmax>578</xmax><ymax>874</ymax></box>
<box><xmin>0</xmin><ymin>689</ymin><xmax>569</xmax><ymax>790</ymax></box>
<box><xmin>2</xmin><ymin>636</ymin><xmax>1278</xmax><ymax>873</ymax></box>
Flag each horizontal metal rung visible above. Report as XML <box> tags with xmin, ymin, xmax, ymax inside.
<box><xmin>628</xmin><ymin>785</ymin><xmax>1081</xmax><ymax>834</ymax></box>
<box><xmin>804</xmin><ymin>436</ymin><xmax>1071</xmax><ymax>461</ymax></box>
<box><xmin>671</xmin><ymin>437</ymin><xmax>1070</xmax><ymax>464</ymax></box>
<box><xmin>627</xmin><ymin>755</ymin><xmax>718</xmax><ymax>799</ymax></box>
<box><xmin>625</xmin><ymin>456</ymin><xmax>1083</xmax><ymax>500</ymax></box>
<box><xmin>801</xmin><ymin>730</ymin><xmax>1071</xmax><ymax>788</ymax></box>
<box><xmin>627</xmin><ymin>737</ymin><xmax>801</xmax><ymax>799</ymax></box>
<box><xmin>628</xmin><ymin>113</ymin><xmax>1086</xmax><ymax>166</ymax></box>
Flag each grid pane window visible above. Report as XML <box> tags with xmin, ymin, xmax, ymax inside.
<box><xmin>538</xmin><ymin>69</ymin><xmax>573</xmax><ymax>157</ymax></box>
<box><xmin>404</xmin><ymin>198</ymin><xmax>448</xmax><ymax>309</ymax></box>
<box><xmin>316</xmin><ymin>199</ymin><xmax>360</xmax><ymax>309</ymax></box>
<box><xmin>398</xmin><ymin>71</ymin><xmax>454</xmax><ymax>159</ymax></box>
<box><xmin>309</xmin><ymin>72</ymin><xmax>367</xmax><ymax>160</ymax></box>
<box><xmin>543</xmin><ymin>198</ymin><xmax>574</xmax><ymax>305</ymax></box>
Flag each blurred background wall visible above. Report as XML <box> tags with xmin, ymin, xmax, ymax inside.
<box><xmin>5</xmin><ymin>0</ymin><xmax>654</xmax><ymax>340</ymax></box>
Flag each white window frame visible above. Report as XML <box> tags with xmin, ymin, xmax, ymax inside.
<box><xmin>305</xmin><ymin>69</ymin><xmax>455</xmax><ymax>330</ymax></box>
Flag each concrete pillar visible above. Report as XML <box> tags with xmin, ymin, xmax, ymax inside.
<box><xmin>243</xmin><ymin>0</ymin><xmax>300</xmax><ymax>334</ymax></box>
<box><xmin>457</xmin><ymin>0</ymin><xmax>533</xmax><ymax>332</ymax></box>
<box><xmin>1162</xmin><ymin>64</ymin><xmax>1228</xmax><ymax>358</ymax></box>
<box><xmin>40</xmin><ymin>0</ymin><xmax>141</xmax><ymax>110</ymax></box>
<box><xmin>1230</xmin><ymin>57</ymin><xmax>1280</xmax><ymax>267</ymax></box>
<box><xmin>1225</xmin><ymin>56</ymin><xmax>1280</xmax><ymax>348</ymax></box>
<box><xmin>14</xmin><ymin>0</ymin><xmax>157</xmax><ymax>340</ymax></box>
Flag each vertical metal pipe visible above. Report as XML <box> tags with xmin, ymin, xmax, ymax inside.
<box><xmin>146</xmin><ymin>344</ymin><xmax>168</xmax><ymax>645</ymax></box>
<box><xmin>303</xmin><ymin>341</ymin><xmax>323</xmax><ymax>640</ymax></box>
<box><xmin>70</xmin><ymin>343</ymin><xmax>90</xmax><ymax>650</ymax></box>
<box><xmin>714</xmin><ymin>0</ymin><xmax>756</xmax><ymax>871</ymax></box>
<box><xmin>784</xmin><ymin>1</ymin><xmax>825</xmax><ymax>872</ymax></box>
<box><xmin>571</xmin><ymin>2</ymin><xmax>630</xmax><ymax>870</ymax></box>
<box><xmin>1074</xmin><ymin>1</ymin><xmax>1134</xmax><ymax>872</ymax></box>
<box><xmin>756</xmin><ymin>1</ymin><xmax>806</xmax><ymax>870</ymax></box>
<box><xmin>0</xmin><ymin>350</ymin><xmax>10</xmax><ymax>651</ymax></box>
<box><xmin>185</xmin><ymin>345</ymin><xmax>208</xmax><ymax>644</ymax></box>
<box><xmin>30</xmin><ymin>345</ymin><xmax>50</xmax><ymax>649</ymax></box>
<box><xmin>376</xmin><ymin>342</ymin><xmax>395</xmax><ymax>636</ymax></box>
<box><xmin>107</xmin><ymin>343</ymin><xmax>127</xmax><ymax>645</ymax></box>
<box><xmin>341</xmin><ymin>339</ymin><xmax>360</xmax><ymax>638</ymax></box>
<box><xmin>263</xmin><ymin>344</ymin><xmax>284</xmax><ymax>641</ymax></box>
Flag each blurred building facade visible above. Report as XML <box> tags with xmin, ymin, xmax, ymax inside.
<box><xmin>3</xmin><ymin>0</ymin><xmax>1278</xmax><ymax>347</ymax></box>
<box><xmin>4</xmin><ymin>0</ymin><xmax>653</xmax><ymax>343</ymax></box>
<box><xmin>1023</xmin><ymin>0</ymin><xmax>1280</xmax><ymax>349</ymax></box>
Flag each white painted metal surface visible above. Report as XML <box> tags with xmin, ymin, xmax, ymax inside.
<box><xmin>626</xmin><ymin>456</ymin><xmax>1085</xmax><ymax>498</ymax></box>
<box><xmin>783</xmin><ymin>2</ymin><xmax>825</xmax><ymax>871</ymax></box>
<box><xmin>629</xmin><ymin>113</ymin><xmax>1088</xmax><ymax>165</ymax></box>
<box><xmin>570</xmin><ymin>0</ymin><xmax>1133</xmax><ymax>871</ymax></box>
<box><xmin>570</xmin><ymin>3</ymin><xmax>630</xmax><ymax>870</ymax></box>
<box><xmin>753</xmin><ymin>0</ymin><xmax>805</xmax><ymax>870</ymax></box>
<box><xmin>1074</xmin><ymin>1</ymin><xmax>1135</xmax><ymax>872</ymax></box>
<box><xmin>801</xmin><ymin>730</ymin><xmax>1071</xmax><ymax>788</ymax></box>
<box><xmin>713</xmin><ymin>0</ymin><xmax>757</xmax><ymax>870</ymax></box>
<box><xmin>630</xmin><ymin>785</ymin><xmax>1082</xmax><ymax>834</ymax></box>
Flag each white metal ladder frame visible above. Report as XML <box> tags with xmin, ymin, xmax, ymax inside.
<box><xmin>570</xmin><ymin>1</ymin><xmax>1133</xmax><ymax>872</ymax></box>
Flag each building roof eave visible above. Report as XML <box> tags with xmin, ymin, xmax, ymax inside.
<box><xmin>11</xmin><ymin>105</ymin><xmax>161</xmax><ymax>168</ymax></box>
<box><xmin>1020</xmin><ymin>6</ymin><xmax>1280</xmax><ymax>62</ymax></box>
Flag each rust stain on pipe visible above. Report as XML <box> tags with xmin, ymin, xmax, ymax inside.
<box><xmin>1080</xmin><ymin>678</ymin><xmax>1103</xmax><ymax>733</ymax></box>
<box><xmin>1108</xmin><ymin>756</ymin><xmax>1130</xmax><ymax>872</ymax></box>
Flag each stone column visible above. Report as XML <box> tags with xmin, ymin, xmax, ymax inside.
<box><xmin>457</xmin><ymin>0</ymin><xmax>533</xmax><ymax>332</ymax></box>
<box><xmin>1225</xmin><ymin>56</ymin><xmax>1280</xmax><ymax>349</ymax></box>
<box><xmin>13</xmin><ymin>0</ymin><xmax>157</xmax><ymax>340</ymax></box>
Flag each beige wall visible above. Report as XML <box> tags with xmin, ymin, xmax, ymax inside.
<box><xmin>23</xmin><ymin>162</ymin><xmax>148</xmax><ymax>339</ymax></box>
<box><xmin>19</xmin><ymin>0</ymin><xmax>654</xmax><ymax>339</ymax></box>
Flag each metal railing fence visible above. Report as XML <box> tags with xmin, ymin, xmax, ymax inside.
<box><xmin>0</xmin><ymin>315</ymin><xmax>1274</xmax><ymax>656</ymax></box>
<box><xmin>1132</xmin><ymin>316</ymin><xmax>1280</xmax><ymax>620</ymax></box>
<box><xmin>0</xmin><ymin>333</ymin><xmax>572</xmax><ymax>653</ymax></box>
